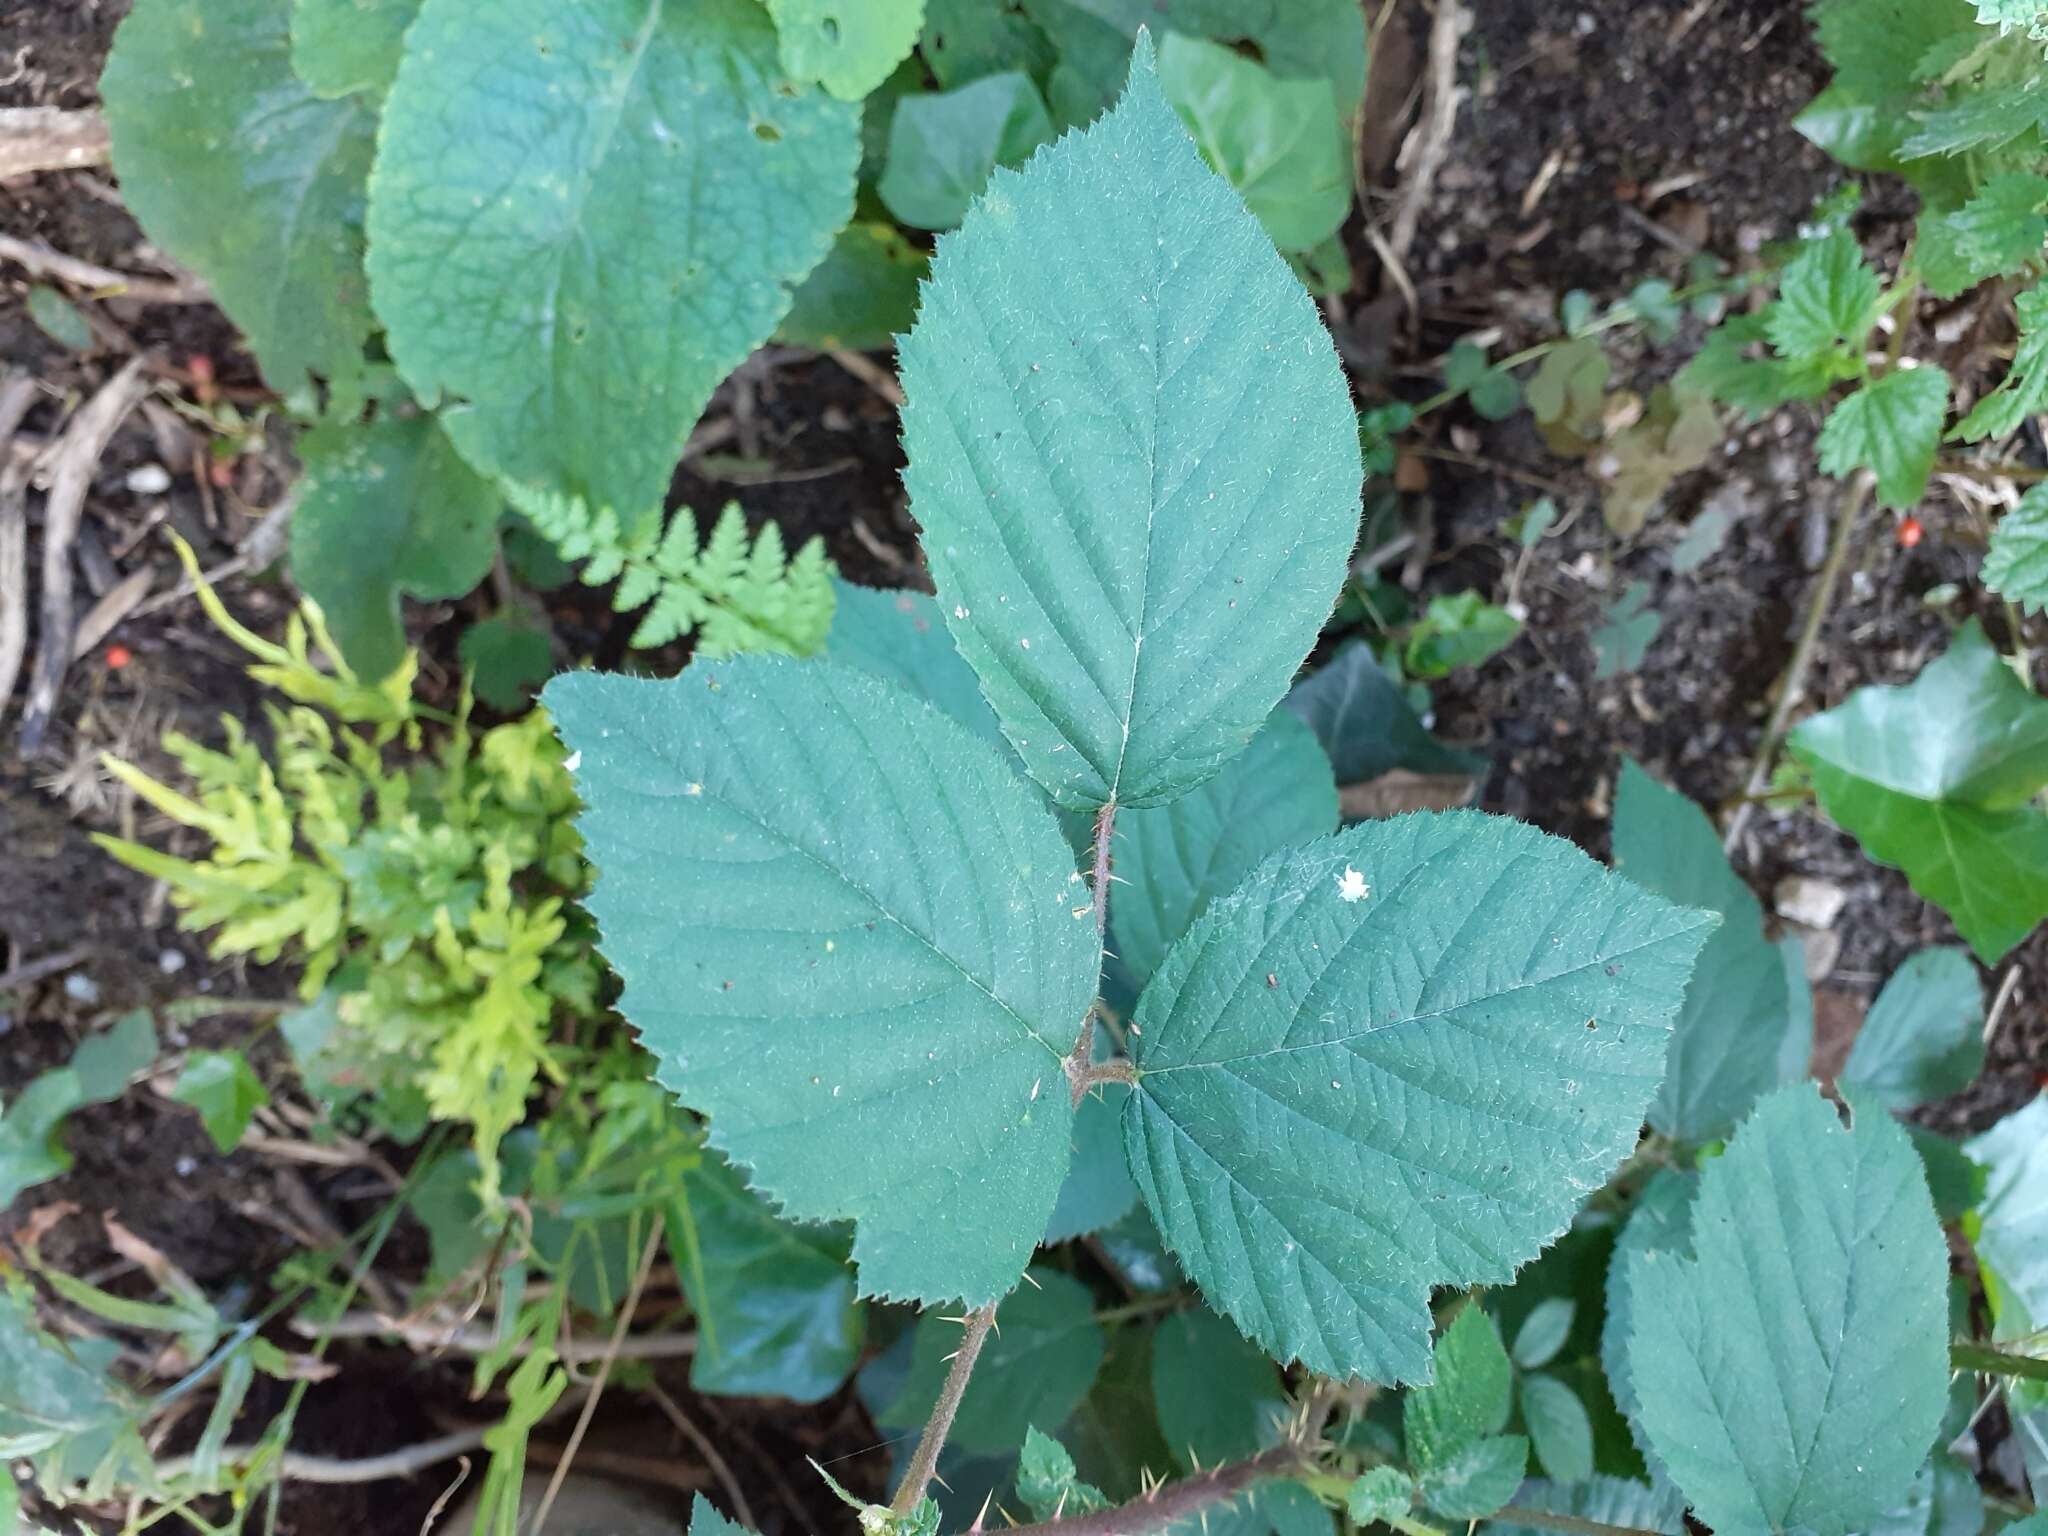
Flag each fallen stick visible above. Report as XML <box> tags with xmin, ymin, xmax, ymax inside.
<box><xmin>0</xmin><ymin>107</ymin><xmax>110</xmax><ymax>179</ymax></box>
<box><xmin>0</xmin><ymin>231</ymin><xmax>210</xmax><ymax>306</ymax></box>
<box><xmin>0</xmin><ymin>370</ymin><xmax>42</xmax><ymax>721</ymax></box>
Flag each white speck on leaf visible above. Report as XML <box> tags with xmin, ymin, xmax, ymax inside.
<box><xmin>563</xmin><ymin>750</ymin><xmax>582</xmax><ymax>772</ymax></box>
<box><xmin>685</xmin><ymin>782</ymin><xmax>703</xmax><ymax>796</ymax></box>
<box><xmin>1336</xmin><ymin>866</ymin><xmax>1370</xmax><ymax>902</ymax></box>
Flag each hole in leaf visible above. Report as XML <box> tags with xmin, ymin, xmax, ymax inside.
<box><xmin>753</xmin><ymin>120</ymin><xmax>782</xmax><ymax>142</ymax></box>
<box><xmin>822</xmin><ymin>16</ymin><xmax>840</xmax><ymax>42</ymax></box>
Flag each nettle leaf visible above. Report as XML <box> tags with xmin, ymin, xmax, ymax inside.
<box><xmin>898</xmin><ymin>37</ymin><xmax>1362</xmax><ymax>812</ymax></box>
<box><xmin>678</xmin><ymin>1150</ymin><xmax>863</xmax><ymax>1403</ymax></box>
<box><xmin>1764</xmin><ymin>230</ymin><xmax>1880</xmax><ymax>362</ymax></box>
<box><xmin>1954</xmin><ymin>282</ymin><xmax>2048</xmax><ymax>442</ymax></box>
<box><xmin>1483</xmin><ymin>1477</ymin><xmax>1685</xmax><ymax>1536</ymax></box>
<box><xmin>291</xmin><ymin>415</ymin><xmax>500</xmax><ymax>681</ymax></box>
<box><xmin>1984</xmin><ymin>482</ymin><xmax>2048</xmax><ymax>614</ymax></box>
<box><xmin>367</xmin><ymin>0</ymin><xmax>858</xmax><ymax>532</ymax></box>
<box><xmin>546</xmin><ymin>659</ymin><xmax>1098</xmax><ymax>1305</ymax></box>
<box><xmin>1114</xmin><ymin>711</ymin><xmax>1338</xmax><ymax>989</ymax></box>
<box><xmin>1405</xmin><ymin>1306</ymin><xmax>1512</xmax><ymax>1467</ymax></box>
<box><xmin>1600</xmin><ymin>1167</ymin><xmax>1696</xmax><ymax>1467</ymax></box>
<box><xmin>1839</xmin><ymin>947</ymin><xmax>1985</xmax><ymax>1110</ymax></box>
<box><xmin>877</xmin><ymin>72</ymin><xmax>1056</xmax><ymax>231</ymax></box>
<box><xmin>290</xmin><ymin>0</ymin><xmax>419</xmax><ymax>98</ymax></box>
<box><xmin>103</xmin><ymin>0</ymin><xmax>377</xmax><ymax>393</ymax></box>
<box><xmin>1627</xmin><ymin>1086</ymin><xmax>1949</xmax><ymax>1536</ymax></box>
<box><xmin>1918</xmin><ymin>172</ymin><xmax>2048</xmax><ymax>299</ymax></box>
<box><xmin>768</xmin><ymin>0</ymin><xmax>926</xmax><ymax>100</ymax></box>
<box><xmin>1123</xmin><ymin>811</ymin><xmax>1715</xmax><ymax>1381</ymax></box>
<box><xmin>1156</xmin><ymin>33</ymin><xmax>1349</xmax><ymax>254</ymax></box>
<box><xmin>1900</xmin><ymin>80</ymin><xmax>2048</xmax><ymax>158</ymax></box>
<box><xmin>1611</xmin><ymin>760</ymin><xmax>1799</xmax><ymax>1143</ymax></box>
<box><xmin>1817</xmin><ymin>365</ymin><xmax>1952</xmax><ymax>509</ymax></box>
<box><xmin>877</xmin><ymin>1267</ymin><xmax>1104</xmax><ymax>1454</ymax></box>
<box><xmin>1282</xmin><ymin>641</ymin><xmax>1482</xmax><ymax>789</ymax></box>
<box><xmin>171</xmin><ymin>1050</ymin><xmax>269</xmax><ymax>1154</ymax></box>
<box><xmin>1789</xmin><ymin>619</ymin><xmax>2048</xmax><ymax>963</ymax></box>
<box><xmin>778</xmin><ymin>221</ymin><xmax>927</xmax><ymax>352</ymax></box>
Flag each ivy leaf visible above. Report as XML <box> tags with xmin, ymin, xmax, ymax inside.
<box><xmin>1954</xmin><ymin>283</ymin><xmax>2048</xmax><ymax>442</ymax></box>
<box><xmin>1600</xmin><ymin>1168</ymin><xmax>1696</xmax><ymax>1469</ymax></box>
<box><xmin>1114</xmin><ymin>711</ymin><xmax>1338</xmax><ymax>989</ymax></box>
<box><xmin>1764</xmin><ymin>230</ymin><xmax>1880</xmax><ymax>363</ymax></box>
<box><xmin>1156</xmin><ymin>33</ymin><xmax>1349</xmax><ymax>254</ymax></box>
<box><xmin>1124</xmin><ymin>810</ymin><xmax>1716</xmax><ymax>1382</ymax></box>
<box><xmin>1017</xmin><ymin>1426</ymin><xmax>1110</xmax><ymax>1522</ymax></box>
<box><xmin>679</xmin><ymin>1150</ymin><xmax>863</xmax><ymax>1403</ymax></box>
<box><xmin>1817</xmin><ymin>366</ymin><xmax>1952</xmax><ymax>508</ymax></box>
<box><xmin>1520</xmin><ymin>1375</ymin><xmax>1594</xmax><ymax>1485</ymax></box>
<box><xmin>877</xmin><ymin>72</ymin><xmax>1056</xmax><ymax>230</ymax></box>
<box><xmin>1282</xmin><ymin>641</ymin><xmax>1483</xmax><ymax>788</ymax></box>
<box><xmin>171</xmin><ymin>1050</ymin><xmax>269</xmax><ymax>1154</ymax></box>
<box><xmin>290</xmin><ymin>0</ymin><xmax>419</xmax><ymax>98</ymax></box>
<box><xmin>1626</xmin><ymin>1086</ymin><xmax>1950</xmax><ymax>1536</ymax></box>
<box><xmin>1611</xmin><ymin>760</ymin><xmax>1799</xmax><ymax>1143</ymax></box>
<box><xmin>1788</xmin><ymin>619</ymin><xmax>2048</xmax><ymax>963</ymax></box>
<box><xmin>1983</xmin><ymin>482</ymin><xmax>2048</xmax><ymax>614</ymax></box>
<box><xmin>546</xmin><ymin>659</ymin><xmax>1097</xmax><ymax>1306</ymax></box>
<box><xmin>1839</xmin><ymin>947</ymin><xmax>1985</xmax><ymax>1110</ymax></box>
<box><xmin>103</xmin><ymin>0</ymin><xmax>377</xmax><ymax>394</ymax></box>
<box><xmin>1405</xmin><ymin>1306</ymin><xmax>1513</xmax><ymax>1467</ymax></box>
<box><xmin>898</xmin><ymin>37</ymin><xmax>1362</xmax><ymax>811</ymax></box>
<box><xmin>367</xmin><ymin>0</ymin><xmax>858</xmax><ymax>533</ymax></box>
<box><xmin>1154</xmin><ymin>1306</ymin><xmax>1291</xmax><ymax>1466</ymax></box>
<box><xmin>1482</xmin><ymin>1477</ymin><xmax>1685</xmax><ymax>1536</ymax></box>
<box><xmin>876</xmin><ymin>1268</ymin><xmax>1104</xmax><ymax>1454</ymax></box>
<box><xmin>778</xmin><ymin>222</ymin><xmax>927</xmax><ymax>352</ymax></box>
<box><xmin>768</xmin><ymin>0</ymin><xmax>926</xmax><ymax>100</ymax></box>
<box><xmin>292</xmin><ymin>416</ymin><xmax>501</xmax><ymax>681</ymax></box>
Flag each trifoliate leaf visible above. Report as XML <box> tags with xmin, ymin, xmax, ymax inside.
<box><xmin>1817</xmin><ymin>366</ymin><xmax>1952</xmax><ymax>508</ymax></box>
<box><xmin>1520</xmin><ymin>1375</ymin><xmax>1594</xmax><ymax>1485</ymax></box>
<box><xmin>1789</xmin><ymin>619</ymin><xmax>2048</xmax><ymax>963</ymax></box>
<box><xmin>768</xmin><ymin>0</ymin><xmax>925</xmax><ymax>100</ymax></box>
<box><xmin>1839</xmin><ymin>946</ymin><xmax>1985</xmax><ymax>1110</ymax></box>
<box><xmin>290</xmin><ymin>0</ymin><xmax>419</xmax><ymax>98</ymax></box>
<box><xmin>877</xmin><ymin>72</ymin><xmax>1055</xmax><ymax>230</ymax></box>
<box><xmin>1510</xmin><ymin>1298</ymin><xmax>1576</xmax><ymax>1372</ymax></box>
<box><xmin>876</xmin><ymin>1268</ymin><xmax>1104</xmax><ymax>1454</ymax></box>
<box><xmin>548</xmin><ymin>660</ymin><xmax>1097</xmax><ymax>1306</ymax></box>
<box><xmin>367</xmin><ymin>0</ymin><xmax>858</xmax><ymax>534</ymax></box>
<box><xmin>1124</xmin><ymin>810</ymin><xmax>1715</xmax><ymax>1382</ymax></box>
<box><xmin>1282</xmin><ymin>641</ymin><xmax>1484</xmax><ymax>788</ymax></box>
<box><xmin>1157</xmin><ymin>33</ymin><xmax>1349</xmax><ymax>254</ymax></box>
<box><xmin>1917</xmin><ymin>173</ymin><xmax>2048</xmax><ymax>298</ymax></box>
<box><xmin>1482</xmin><ymin>1476</ymin><xmax>1685</xmax><ymax>1536</ymax></box>
<box><xmin>1590</xmin><ymin>585</ymin><xmax>1661</xmax><ymax>680</ymax></box>
<box><xmin>1114</xmin><ymin>711</ymin><xmax>1337</xmax><ymax>989</ymax></box>
<box><xmin>778</xmin><ymin>222</ymin><xmax>927</xmax><ymax>351</ymax></box>
<box><xmin>1348</xmin><ymin>1468</ymin><xmax>1416</xmax><ymax>1525</ymax></box>
<box><xmin>1405</xmin><ymin>1306</ymin><xmax>1513</xmax><ymax>1467</ymax></box>
<box><xmin>898</xmin><ymin>37</ymin><xmax>1362</xmax><ymax>811</ymax></box>
<box><xmin>1444</xmin><ymin>343</ymin><xmax>1524</xmax><ymax>422</ymax></box>
<box><xmin>103</xmin><ymin>0</ymin><xmax>377</xmax><ymax>393</ymax></box>
<box><xmin>1153</xmin><ymin>1306</ymin><xmax>1291</xmax><ymax>1465</ymax></box>
<box><xmin>1954</xmin><ymin>282</ymin><xmax>2048</xmax><ymax>441</ymax></box>
<box><xmin>170</xmin><ymin>1050</ymin><xmax>269</xmax><ymax>1154</ymax></box>
<box><xmin>1626</xmin><ymin>1086</ymin><xmax>1950</xmax><ymax>1536</ymax></box>
<box><xmin>1611</xmin><ymin>760</ymin><xmax>1797</xmax><ymax>1143</ymax></box>
<box><xmin>1984</xmin><ymin>482</ymin><xmax>2048</xmax><ymax>614</ymax></box>
<box><xmin>1420</xmin><ymin>1435</ymin><xmax>1530</xmax><ymax>1521</ymax></box>
<box><xmin>1765</xmin><ymin>230</ymin><xmax>1880</xmax><ymax>362</ymax></box>
<box><xmin>1017</xmin><ymin>1426</ymin><xmax>1110</xmax><ymax>1522</ymax></box>
<box><xmin>679</xmin><ymin>1150</ymin><xmax>862</xmax><ymax>1403</ymax></box>
<box><xmin>291</xmin><ymin>415</ymin><xmax>500</xmax><ymax>681</ymax></box>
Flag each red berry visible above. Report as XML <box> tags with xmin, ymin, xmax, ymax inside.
<box><xmin>105</xmin><ymin>643</ymin><xmax>132</xmax><ymax>669</ymax></box>
<box><xmin>1897</xmin><ymin>516</ymin><xmax>1924</xmax><ymax>548</ymax></box>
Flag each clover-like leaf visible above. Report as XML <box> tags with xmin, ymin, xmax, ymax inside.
<box><xmin>898</xmin><ymin>37</ymin><xmax>1362</xmax><ymax>811</ymax></box>
<box><xmin>1839</xmin><ymin>946</ymin><xmax>1984</xmax><ymax>1111</ymax></box>
<box><xmin>1627</xmin><ymin>1086</ymin><xmax>1949</xmax><ymax>1536</ymax></box>
<box><xmin>547</xmin><ymin>658</ymin><xmax>1097</xmax><ymax>1305</ymax></box>
<box><xmin>367</xmin><ymin>0</ymin><xmax>858</xmax><ymax>532</ymax></box>
<box><xmin>1789</xmin><ymin>619</ymin><xmax>2048</xmax><ymax>963</ymax></box>
<box><xmin>1123</xmin><ymin>810</ymin><xmax>1715</xmax><ymax>1381</ymax></box>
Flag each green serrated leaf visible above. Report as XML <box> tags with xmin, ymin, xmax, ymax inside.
<box><xmin>545</xmin><ymin>659</ymin><xmax>1096</xmax><ymax>1305</ymax></box>
<box><xmin>1405</xmin><ymin>592</ymin><xmax>1521</xmax><ymax>679</ymax></box>
<box><xmin>1406</xmin><ymin>1306</ymin><xmax>1513</xmax><ymax>1467</ymax></box>
<box><xmin>1018</xmin><ymin>1426</ymin><xmax>1111</xmax><ymax>1521</ymax></box>
<box><xmin>1124</xmin><ymin>810</ymin><xmax>1715</xmax><ymax>1382</ymax></box>
<box><xmin>291</xmin><ymin>415</ymin><xmax>500</xmax><ymax>681</ymax></box>
<box><xmin>1481</xmin><ymin>1476</ymin><xmax>1685</xmax><ymax>1536</ymax></box>
<box><xmin>1955</xmin><ymin>283</ymin><xmax>2048</xmax><ymax>441</ymax></box>
<box><xmin>1627</xmin><ymin>1086</ymin><xmax>1950</xmax><ymax>1536</ymax></box>
<box><xmin>1765</xmin><ymin>230</ymin><xmax>1880</xmax><ymax>362</ymax></box>
<box><xmin>1918</xmin><ymin>172</ymin><xmax>2048</xmax><ymax>298</ymax></box>
<box><xmin>878</xmin><ymin>1268</ymin><xmax>1104</xmax><ymax>1453</ymax></box>
<box><xmin>1817</xmin><ymin>365</ymin><xmax>1951</xmax><ymax>508</ymax></box>
<box><xmin>1510</xmin><ymin>1297</ymin><xmax>1575</xmax><ymax>1371</ymax></box>
<box><xmin>1984</xmin><ymin>481</ymin><xmax>2048</xmax><ymax>613</ymax></box>
<box><xmin>1114</xmin><ymin>712</ymin><xmax>1337</xmax><ymax>989</ymax></box>
<box><xmin>290</xmin><ymin>0</ymin><xmax>419</xmax><ymax>98</ymax></box>
<box><xmin>1789</xmin><ymin>619</ymin><xmax>2048</xmax><ymax>963</ymax></box>
<box><xmin>366</xmin><ymin>0</ymin><xmax>858</xmax><ymax>533</ymax></box>
<box><xmin>1348</xmin><ymin>1467</ymin><xmax>1416</xmax><ymax>1525</ymax></box>
<box><xmin>1154</xmin><ymin>1306</ymin><xmax>1291</xmax><ymax>1466</ymax></box>
<box><xmin>1157</xmin><ymin>32</ymin><xmax>1349</xmax><ymax>254</ymax></box>
<box><xmin>1965</xmin><ymin>1097</ymin><xmax>2048</xmax><ymax>1363</ymax></box>
<box><xmin>1420</xmin><ymin>1434</ymin><xmax>1529</xmax><ymax>1521</ymax></box>
<box><xmin>1611</xmin><ymin>760</ymin><xmax>1798</xmax><ymax>1143</ymax></box>
<box><xmin>898</xmin><ymin>38</ymin><xmax>1362</xmax><ymax>811</ymax></box>
<box><xmin>1840</xmin><ymin>946</ymin><xmax>1985</xmax><ymax>1110</ymax></box>
<box><xmin>688</xmin><ymin>1493</ymin><xmax>751</xmax><ymax>1536</ymax></box>
<box><xmin>1900</xmin><ymin>80</ymin><xmax>2048</xmax><ymax>157</ymax></box>
<box><xmin>778</xmin><ymin>221</ymin><xmax>928</xmax><ymax>352</ymax></box>
<box><xmin>170</xmin><ymin>1050</ymin><xmax>269</xmax><ymax>1154</ymax></box>
<box><xmin>1520</xmin><ymin>1374</ymin><xmax>1594</xmax><ymax>1485</ymax></box>
<box><xmin>769</xmin><ymin>0</ymin><xmax>926</xmax><ymax>99</ymax></box>
<box><xmin>103</xmin><ymin>0</ymin><xmax>377</xmax><ymax>393</ymax></box>
<box><xmin>1601</xmin><ymin>1169</ymin><xmax>1696</xmax><ymax>1471</ymax></box>
<box><xmin>679</xmin><ymin>1149</ymin><xmax>863</xmax><ymax>1403</ymax></box>
<box><xmin>877</xmin><ymin>71</ymin><xmax>1056</xmax><ymax>230</ymax></box>
<box><xmin>1282</xmin><ymin>641</ymin><xmax>1483</xmax><ymax>788</ymax></box>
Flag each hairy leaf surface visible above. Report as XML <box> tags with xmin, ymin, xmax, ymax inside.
<box><xmin>898</xmin><ymin>38</ymin><xmax>1362</xmax><ymax>810</ymax></box>
<box><xmin>1124</xmin><ymin>811</ymin><xmax>1715</xmax><ymax>1381</ymax></box>
<box><xmin>547</xmin><ymin>659</ymin><xmax>1096</xmax><ymax>1305</ymax></box>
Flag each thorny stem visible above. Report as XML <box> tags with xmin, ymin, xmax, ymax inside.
<box><xmin>891</xmin><ymin>1304</ymin><xmax>999</xmax><ymax>1515</ymax></box>
<box><xmin>1070</xmin><ymin>802</ymin><xmax>1121</xmax><ymax>1107</ymax></box>
<box><xmin>1090</xmin><ymin>801</ymin><xmax>1117</xmax><ymax>938</ymax></box>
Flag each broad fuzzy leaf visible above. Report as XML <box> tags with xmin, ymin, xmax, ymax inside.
<box><xmin>1817</xmin><ymin>366</ymin><xmax>1952</xmax><ymax>508</ymax></box>
<box><xmin>898</xmin><ymin>37</ymin><xmax>1363</xmax><ymax>811</ymax></box>
<box><xmin>1626</xmin><ymin>1086</ymin><xmax>1949</xmax><ymax>1536</ymax></box>
<box><xmin>1509</xmin><ymin>1298</ymin><xmax>1575</xmax><ymax>1371</ymax></box>
<box><xmin>1789</xmin><ymin>619</ymin><xmax>2048</xmax><ymax>962</ymax></box>
<box><xmin>1123</xmin><ymin>810</ymin><xmax>1716</xmax><ymax>1381</ymax></box>
<box><xmin>290</xmin><ymin>0</ymin><xmax>419</xmax><ymax>98</ymax></box>
<box><xmin>1281</xmin><ymin>641</ymin><xmax>1483</xmax><ymax>788</ymax></box>
<box><xmin>1611</xmin><ymin>760</ymin><xmax>1797</xmax><ymax>1142</ymax></box>
<box><xmin>1114</xmin><ymin>712</ymin><xmax>1338</xmax><ymax>989</ymax></box>
<box><xmin>103</xmin><ymin>0</ymin><xmax>378</xmax><ymax>393</ymax></box>
<box><xmin>291</xmin><ymin>416</ymin><xmax>500</xmax><ymax>681</ymax></box>
<box><xmin>546</xmin><ymin>659</ymin><xmax>1097</xmax><ymax>1305</ymax></box>
<box><xmin>877</xmin><ymin>72</ymin><xmax>1056</xmax><ymax>230</ymax></box>
<box><xmin>768</xmin><ymin>0</ymin><xmax>925</xmax><ymax>100</ymax></box>
<box><xmin>826</xmin><ymin>581</ymin><xmax>1006</xmax><ymax>747</ymax></box>
<box><xmin>1984</xmin><ymin>482</ymin><xmax>2048</xmax><ymax>614</ymax></box>
<box><xmin>1839</xmin><ymin>946</ymin><xmax>1984</xmax><ymax>1110</ymax></box>
<box><xmin>367</xmin><ymin>0</ymin><xmax>858</xmax><ymax>531</ymax></box>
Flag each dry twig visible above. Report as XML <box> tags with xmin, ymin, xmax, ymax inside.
<box><xmin>0</xmin><ymin>107</ymin><xmax>110</xmax><ymax>179</ymax></box>
<box><xmin>0</xmin><ymin>370</ymin><xmax>40</xmax><ymax>720</ymax></box>
<box><xmin>0</xmin><ymin>231</ymin><xmax>208</xmax><ymax>305</ymax></box>
<box><xmin>1386</xmin><ymin>0</ymin><xmax>1472</xmax><ymax>264</ymax></box>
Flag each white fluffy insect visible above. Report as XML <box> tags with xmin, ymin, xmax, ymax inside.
<box><xmin>1335</xmin><ymin>865</ymin><xmax>1370</xmax><ymax>902</ymax></box>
